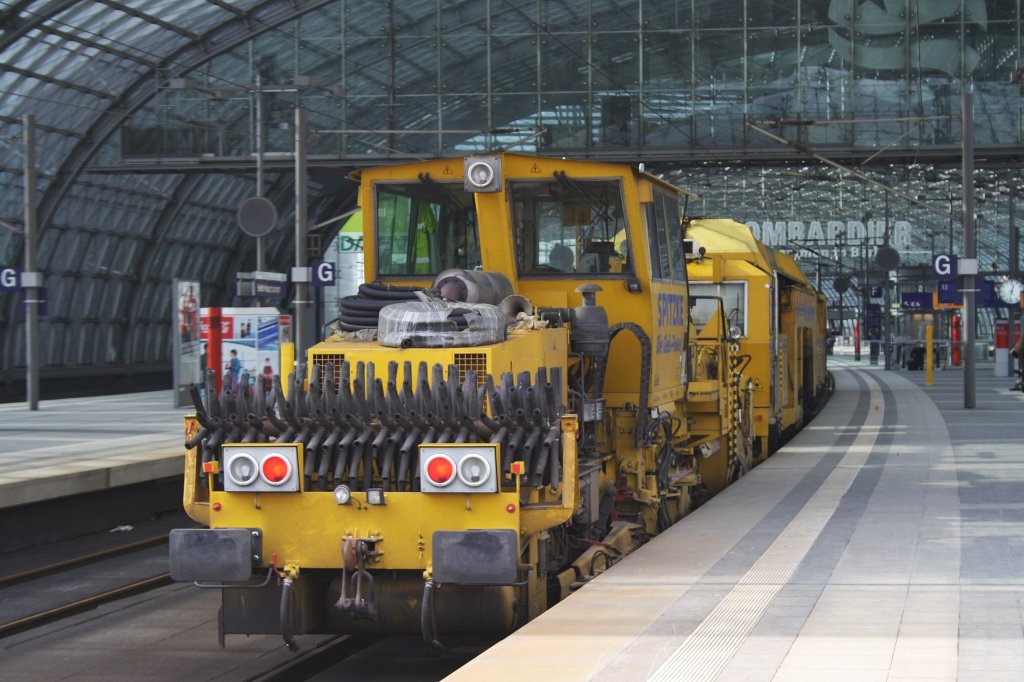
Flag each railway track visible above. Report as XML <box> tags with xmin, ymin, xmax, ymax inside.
<box><xmin>0</xmin><ymin>532</ymin><xmax>174</xmax><ymax>637</ymax></box>
<box><xmin>245</xmin><ymin>634</ymin><xmax>378</xmax><ymax>681</ymax></box>
<box><xmin>0</xmin><ymin>517</ymin><xmax>489</xmax><ymax>680</ymax></box>
<box><xmin>0</xmin><ymin>532</ymin><xmax>170</xmax><ymax>588</ymax></box>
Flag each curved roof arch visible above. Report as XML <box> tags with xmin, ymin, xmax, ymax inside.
<box><xmin>1</xmin><ymin>0</ymin><xmax>339</xmax><ymax>393</ymax></box>
<box><xmin>1</xmin><ymin>0</ymin><xmax>1022</xmax><ymax>400</ymax></box>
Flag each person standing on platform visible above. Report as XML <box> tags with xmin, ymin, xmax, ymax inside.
<box><xmin>227</xmin><ymin>349</ymin><xmax>242</xmax><ymax>391</ymax></box>
<box><xmin>1012</xmin><ymin>336</ymin><xmax>1023</xmax><ymax>391</ymax></box>
<box><xmin>908</xmin><ymin>342</ymin><xmax>925</xmax><ymax>371</ymax></box>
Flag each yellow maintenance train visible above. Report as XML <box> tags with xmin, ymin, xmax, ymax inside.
<box><xmin>169</xmin><ymin>154</ymin><xmax>831</xmax><ymax>650</ymax></box>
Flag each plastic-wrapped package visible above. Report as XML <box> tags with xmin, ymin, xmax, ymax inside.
<box><xmin>377</xmin><ymin>301</ymin><xmax>506</xmax><ymax>348</ymax></box>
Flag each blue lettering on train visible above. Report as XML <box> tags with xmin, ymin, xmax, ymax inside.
<box><xmin>656</xmin><ymin>334</ymin><xmax>683</xmax><ymax>354</ymax></box>
<box><xmin>657</xmin><ymin>293</ymin><xmax>686</xmax><ymax>328</ymax></box>
<box><xmin>656</xmin><ymin>293</ymin><xmax>686</xmax><ymax>354</ymax></box>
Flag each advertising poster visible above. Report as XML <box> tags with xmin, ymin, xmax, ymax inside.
<box><xmin>217</xmin><ymin>307</ymin><xmax>285</xmax><ymax>392</ymax></box>
<box><xmin>172</xmin><ymin>279</ymin><xmax>201</xmax><ymax>407</ymax></box>
<box><xmin>319</xmin><ymin>210</ymin><xmax>364</xmax><ymax>325</ymax></box>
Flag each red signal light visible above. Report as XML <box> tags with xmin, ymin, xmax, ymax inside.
<box><xmin>261</xmin><ymin>454</ymin><xmax>291</xmax><ymax>485</ymax></box>
<box><xmin>425</xmin><ymin>455</ymin><xmax>456</xmax><ymax>486</ymax></box>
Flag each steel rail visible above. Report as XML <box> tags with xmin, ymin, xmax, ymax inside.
<box><xmin>0</xmin><ymin>572</ymin><xmax>173</xmax><ymax>638</ymax></box>
<box><xmin>0</xmin><ymin>533</ymin><xmax>171</xmax><ymax>588</ymax></box>
<box><xmin>244</xmin><ymin>634</ymin><xmax>379</xmax><ymax>682</ymax></box>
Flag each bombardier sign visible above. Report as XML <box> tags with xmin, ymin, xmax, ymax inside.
<box><xmin>746</xmin><ymin>219</ymin><xmax>912</xmax><ymax>257</ymax></box>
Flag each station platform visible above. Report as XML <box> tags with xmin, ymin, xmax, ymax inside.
<box><xmin>447</xmin><ymin>358</ymin><xmax>1024</xmax><ymax>682</ymax></box>
<box><xmin>0</xmin><ymin>391</ymin><xmax>186</xmax><ymax>510</ymax></box>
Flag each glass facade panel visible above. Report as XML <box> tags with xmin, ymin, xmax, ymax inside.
<box><xmin>2</xmin><ymin>0</ymin><xmax>1024</xmax><ymax>387</ymax></box>
<box><xmin>98</xmin><ymin>0</ymin><xmax>1024</xmax><ymax>162</ymax></box>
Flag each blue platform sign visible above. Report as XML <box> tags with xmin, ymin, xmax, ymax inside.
<box><xmin>937</xmin><ymin>280</ymin><xmax>962</xmax><ymax>305</ymax></box>
<box><xmin>19</xmin><ymin>287</ymin><xmax>47</xmax><ymax>317</ymax></box>
<box><xmin>1</xmin><ymin>266</ymin><xmax>19</xmax><ymax>291</ymax></box>
<box><xmin>311</xmin><ymin>260</ymin><xmax>336</xmax><ymax>287</ymax></box>
<box><xmin>865</xmin><ymin>303</ymin><xmax>882</xmax><ymax>341</ymax></box>
<box><xmin>901</xmin><ymin>292</ymin><xmax>933</xmax><ymax>311</ymax></box>
<box><xmin>980</xmin><ymin>278</ymin><xmax>1001</xmax><ymax>308</ymax></box>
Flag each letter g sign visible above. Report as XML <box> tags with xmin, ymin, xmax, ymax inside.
<box><xmin>933</xmin><ymin>254</ymin><xmax>957</xmax><ymax>279</ymax></box>
<box><xmin>311</xmin><ymin>260</ymin><xmax>335</xmax><ymax>287</ymax></box>
<box><xmin>0</xmin><ymin>267</ymin><xmax>19</xmax><ymax>291</ymax></box>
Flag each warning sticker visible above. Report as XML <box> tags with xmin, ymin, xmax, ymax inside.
<box><xmin>530</xmin><ymin>163</ymin><xmax>542</xmax><ymax>173</ymax></box>
<box><xmin>443</xmin><ymin>165</ymin><xmax>453</xmax><ymax>175</ymax></box>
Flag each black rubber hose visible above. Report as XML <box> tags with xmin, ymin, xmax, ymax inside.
<box><xmin>333</xmin><ymin>439</ymin><xmax>353</xmax><ymax>484</ymax></box>
<box><xmin>358</xmin><ymin>282</ymin><xmax>423</xmax><ymax>299</ymax></box>
<box><xmin>366</xmin><ymin>362</ymin><xmax>377</xmax><ymax>414</ymax></box>
<box><xmin>318</xmin><ymin>430</ymin><xmax>342</xmax><ymax>490</ymax></box>
<box><xmin>361</xmin><ymin>445</ymin><xmax>375</xmax><ymax>490</ymax></box>
<box><xmin>540</xmin><ymin>426</ymin><xmax>559</xmax><ymax>485</ymax></box>
<box><xmin>381</xmin><ymin>434</ymin><xmax>400</xmax><ymax>491</ymax></box>
<box><xmin>507</xmin><ymin>425</ymin><xmax>526</xmax><ymax>474</ymax></box>
<box><xmin>271</xmin><ymin>376</ymin><xmax>296</xmax><ymax>430</ymax></box>
<box><xmin>185</xmin><ymin>427</ymin><xmax>208</xmax><ymax>450</ymax></box>
<box><xmin>353</xmin><ymin>376</ymin><xmax>369</xmax><ymax>422</ymax></box>
<box><xmin>417</xmin><ymin>362</ymin><xmax>432</xmax><ymax>417</ymax></box>
<box><xmin>204</xmin><ymin>369</ymin><xmax>218</xmax><ymax>416</ymax></box>
<box><xmin>349</xmin><ymin>440</ymin><xmax>369</xmax><ymax>488</ymax></box>
<box><xmin>338</xmin><ymin>312</ymin><xmax>381</xmax><ymax>327</ymax></box>
<box><xmin>339</xmin><ymin>295</ymin><xmax>394</xmax><ymax>312</ymax></box>
<box><xmin>421</xmin><ymin>580</ymin><xmax>444</xmax><ymax>651</ymax></box>
<box><xmin>523</xmin><ymin>428</ymin><xmax>543</xmax><ymax>485</ymax></box>
<box><xmin>400</xmin><ymin>361</ymin><xmax>416</xmax><ymax>414</ymax></box>
<box><xmin>387</xmin><ymin>361</ymin><xmax>401</xmax><ymax>413</ymax></box>
<box><xmin>338</xmin><ymin>361</ymin><xmax>353</xmax><ymax>416</ymax></box>
<box><xmin>254</xmin><ymin>375</ymin><xmax>267</xmax><ymax>427</ymax></box>
<box><xmin>338</xmin><ymin>320</ymin><xmax>378</xmax><ymax>332</ymax></box>
<box><xmin>397</xmin><ymin>427</ymin><xmax>421</xmax><ymax>491</ymax></box>
<box><xmin>187</xmin><ymin>384</ymin><xmax>215</xmax><ymax>431</ymax></box>
<box><xmin>287</xmin><ymin>370</ymin><xmax>302</xmax><ymax>421</ymax></box>
<box><xmin>280</xmin><ymin>578</ymin><xmax>299</xmax><ymax>652</ymax></box>
<box><xmin>547</xmin><ymin>437</ymin><xmax>561</xmax><ymax>489</ymax></box>
<box><xmin>373</xmin><ymin>380</ymin><xmax>388</xmax><ymax>423</ymax></box>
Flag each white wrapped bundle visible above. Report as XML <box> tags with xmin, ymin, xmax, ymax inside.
<box><xmin>377</xmin><ymin>301</ymin><xmax>506</xmax><ymax>348</ymax></box>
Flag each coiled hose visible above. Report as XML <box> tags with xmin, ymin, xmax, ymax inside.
<box><xmin>338</xmin><ymin>283</ymin><xmax>423</xmax><ymax>331</ymax></box>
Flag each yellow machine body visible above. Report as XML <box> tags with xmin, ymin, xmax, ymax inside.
<box><xmin>687</xmin><ymin>218</ymin><xmax>831</xmax><ymax>455</ymax></box>
<box><xmin>175</xmin><ymin>155</ymin><xmax>828</xmax><ymax>645</ymax></box>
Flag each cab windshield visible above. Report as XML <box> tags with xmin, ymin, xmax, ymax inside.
<box><xmin>374</xmin><ymin>180</ymin><xmax>482</xmax><ymax>276</ymax></box>
<box><xmin>510</xmin><ymin>176</ymin><xmax>632</xmax><ymax>277</ymax></box>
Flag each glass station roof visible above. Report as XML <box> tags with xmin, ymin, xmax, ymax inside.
<box><xmin>0</xmin><ymin>0</ymin><xmax>1021</xmax><ymax>393</ymax></box>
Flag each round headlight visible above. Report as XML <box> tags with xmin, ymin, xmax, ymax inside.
<box><xmin>333</xmin><ymin>484</ymin><xmax>352</xmax><ymax>505</ymax></box>
<box><xmin>466</xmin><ymin>161</ymin><xmax>495</xmax><ymax>188</ymax></box>
<box><xmin>457</xmin><ymin>453</ymin><xmax>491</xmax><ymax>487</ymax></box>
<box><xmin>226</xmin><ymin>452</ymin><xmax>259</xmax><ymax>486</ymax></box>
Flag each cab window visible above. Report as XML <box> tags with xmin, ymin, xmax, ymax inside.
<box><xmin>689</xmin><ymin>281</ymin><xmax>748</xmax><ymax>337</ymax></box>
<box><xmin>375</xmin><ymin>181</ymin><xmax>481</xmax><ymax>276</ymax></box>
<box><xmin>510</xmin><ymin>177</ymin><xmax>633</xmax><ymax>277</ymax></box>
<box><xmin>646</xmin><ymin>188</ymin><xmax>684</xmax><ymax>282</ymax></box>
